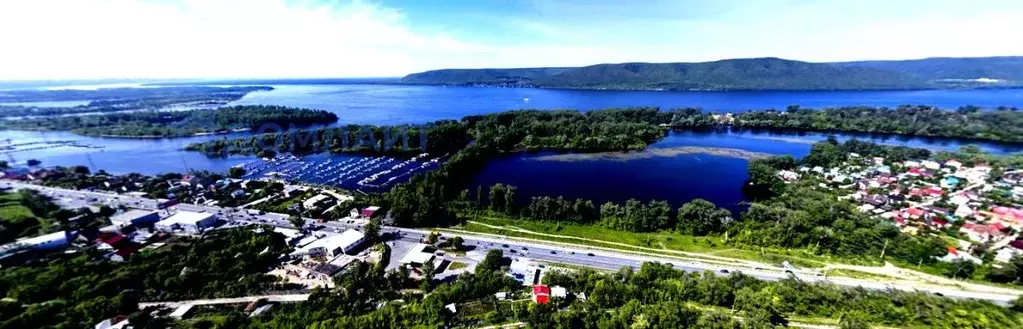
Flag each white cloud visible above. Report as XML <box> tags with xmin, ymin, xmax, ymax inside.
<box><xmin>1</xmin><ymin>0</ymin><xmax>1021</xmax><ymax>80</ymax></box>
<box><xmin>0</xmin><ymin>0</ymin><xmax>476</xmax><ymax>79</ymax></box>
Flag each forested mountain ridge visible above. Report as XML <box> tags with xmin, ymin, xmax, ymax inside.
<box><xmin>401</xmin><ymin>56</ymin><xmax>1023</xmax><ymax>90</ymax></box>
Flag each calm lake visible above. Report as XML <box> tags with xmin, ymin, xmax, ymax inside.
<box><xmin>3</xmin><ymin>83</ymin><xmax>1023</xmax><ymax>210</ymax></box>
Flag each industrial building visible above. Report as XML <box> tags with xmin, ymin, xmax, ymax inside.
<box><xmin>154</xmin><ymin>211</ymin><xmax>217</xmax><ymax>233</ymax></box>
<box><xmin>399</xmin><ymin>243</ymin><xmax>436</xmax><ymax>267</ymax></box>
<box><xmin>16</xmin><ymin>231</ymin><xmax>75</xmax><ymax>250</ymax></box>
<box><xmin>110</xmin><ymin>209</ymin><xmax>161</xmax><ymax>228</ymax></box>
<box><xmin>297</xmin><ymin>230</ymin><xmax>365</xmax><ymax>258</ymax></box>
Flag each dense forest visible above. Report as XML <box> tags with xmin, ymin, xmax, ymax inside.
<box><xmin>0</xmin><ymin>86</ymin><xmax>271</xmax><ymax>118</ymax></box>
<box><xmin>0</xmin><ymin>228</ymin><xmax>289</xmax><ymax>329</ymax></box>
<box><xmin>0</xmin><ymin>105</ymin><xmax>338</xmax><ymax>138</ymax></box>
<box><xmin>732</xmin><ymin>105</ymin><xmax>1023</xmax><ymax>143</ymax></box>
<box><xmin>173</xmin><ymin>257</ymin><xmax>1022</xmax><ymax>328</ymax></box>
<box><xmin>402</xmin><ymin>56</ymin><xmax>1023</xmax><ymax>90</ymax></box>
<box><xmin>186</xmin><ymin>106</ymin><xmax>1023</xmax><ymax>156</ymax></box>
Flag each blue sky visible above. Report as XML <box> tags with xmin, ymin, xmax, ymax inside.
<box><xmin>1</xmin><ymin>0</ymin><xmax>1021</xmax><ymax>79</ymax></box>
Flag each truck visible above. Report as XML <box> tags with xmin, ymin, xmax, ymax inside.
<box><xmin>157</xmin><ymin>199</ymin><xmax>180</xmax><ymax>210</ymax></box>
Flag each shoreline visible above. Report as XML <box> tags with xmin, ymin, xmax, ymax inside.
<box><xmin>531</xmin><ymin>146</ymin><xmax>774</xmax><ymax>162</ymax></box>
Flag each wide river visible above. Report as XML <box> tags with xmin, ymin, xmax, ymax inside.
<box><xmin>4</xmin><ymin>83</ymin><xmax>1023</xmax><ymax>211</ymax></box>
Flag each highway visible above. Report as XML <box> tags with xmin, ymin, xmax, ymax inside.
<box><xmin>3</xmin><ymin>180</ymin><xmax>1021</xmax><ymax>305</ymax></box>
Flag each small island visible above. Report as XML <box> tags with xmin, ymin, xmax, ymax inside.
<box><xmin>0</xmin><ymin>105</ymin><xmax>339</xmax><ymax>138</ymax></box>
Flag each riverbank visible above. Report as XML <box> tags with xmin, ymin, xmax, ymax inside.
<box><xmin>532</xmin><ymin>146</ymin><xmax>774</xmax><ymax>162</ymax></box>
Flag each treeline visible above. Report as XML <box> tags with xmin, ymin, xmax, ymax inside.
<box><xmin>181</xmin><ymin>258</ymin><xmax>1021</xmax><ymax>328</ymax></box>
<box><xmin>0</xmin><ymin>105</ymin><xmax>337</xmax><ymax>138</ymax></box>
<box><xmin>0</xmin><ymin>86</ymin><xmax>270</xmax><ymax>118</ymax></box>
<box><xmin>733</xmin><ymin>105</ymin><xmax>1023</xmax><ymax>143</ymax></box>
<box><xmin>462</xmin><ymin>108</ymin><xmax>672</xmax><ymax>151</ymax></box>
<box><xmin>186</xmin><ymin>120</ymin><xmax>467</xmax><ymax>156</ymax></box>
<box><xmin>533</xmin><ymin>262</ymin><xmax>1021</xmax><ymax>329</ymax></box>
<box><xmin>473</xmin><ymin>183</ymin><xmax>733</xmax><ymax>234</ymax></box>
<box><xmin>187</xmin><ymin>107</ymin><xmax>679</xmax><ymax>157</ymax></box>
<box><xmin>0</xmin><ymin>228</ymin><xmax>290</xmax><ymax>329</ymax></box>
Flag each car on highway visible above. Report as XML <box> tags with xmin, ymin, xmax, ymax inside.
<box><xmin>502</xmin><ymin>244</ymin><xmax>509</xmax><ymax>248</ymax></box>
<box><xmin>719</xmin><ymin>269</ymin><xmax>729</xmax><ymax>274</ymax></box>
<box><xmin>587</xmin><ymin>253</ymin><xmax>594</xmax><ymax>256</ymax></box>
<box><xmin>550</xmin><ymin>250</ymin><xmax>556</xmax><ymax>254</ymax></box>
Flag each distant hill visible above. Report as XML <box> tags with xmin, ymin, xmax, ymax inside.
<box><xmin>834</xmin><ymin>56</ymin><xmax>1023</xmax><ymax>87</ymax></box>
<box><xmin>399</xmin><ymin>67</ymin><xmax>573</xmax><ymax>85</ymax></box>
<box><xmin>401</xmin><ymin>56</ymin><xmax>1023</xmax><ymax>91</ymax></box>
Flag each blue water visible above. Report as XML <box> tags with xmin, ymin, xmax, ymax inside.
<box><xmin>3</xmin><ymin>83</ymin><xmax>1023</xmax><ymax>210</ymax></box>
<box><xmin>0</xmin><ymin>100</ymin><xmax>91</xmax><ymax>108</ymax></box>
<box><xmin>469</xmin><ymin>130</ymin><xmax>1023</xmax><ymax>213</ymax></box>
<box><xmin>227</xmin><ymin>84</ymin><xmax>1023</xmax><ymax>125</ymax></box>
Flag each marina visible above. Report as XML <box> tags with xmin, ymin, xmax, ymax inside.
<box><xmin>234</xmin><ymin>153</ymin><xmax>445</xmax><ymax>193</ymax></box>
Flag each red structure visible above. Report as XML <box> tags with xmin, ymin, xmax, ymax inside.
<box><xmin>532</xmin><ymin>285</ymin><xmax>551</xmax><ymax>304</ymax></box>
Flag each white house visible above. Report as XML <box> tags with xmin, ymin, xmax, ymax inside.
<box><xmin>954</xmin><ymin>204</ymin><xmax>975</xmax><ymax>218</ymax></box>
<box><xmin>921</xmin><ymin>160</ymin><xmax>941</xmax><ymax>170</ymax></box>
<box><xmin>17</xmin><ymin>231</ymin><xmax>75</xmax><ymax>250</ymax></box>
<box><xmin>155</xmin><ymin>211</ymin><xmax>217</xmax><ymax>233</ymax></box>
<box><xmin>551</xmin><ymin>286</ymin><xmax>568</xmax><ymax>299</ymax></box>
<box><xmin>995</xmin><ymin>246</ymin><xmax>1023</xmax><ymax>263</ymax></box>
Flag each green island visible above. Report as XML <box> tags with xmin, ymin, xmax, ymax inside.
<box><xmin>0</xmin><ymin>86</ymin><xmax>271</xmax><ymax>118</ymax></box>
<box><xmin>401</xmin><ymin>56</ymin><xmax>1023</xmax><ymax>90</ymax></box>
<box><xmin>185</xmin><ymin>105</ymin><xmax>1023</xmax><ymax>156</ymax></box>
<box><xmin>0</xmin><ymin>105</ymin><xmax>338</xmax><ymax>138</ymax></box>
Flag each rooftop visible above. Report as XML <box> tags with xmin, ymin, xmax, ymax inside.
<box><xmin>157</xmin><ymin>211</ymin><xmax>214</xmax><ymax>226</ymax></box>
<box><xmin>306</xmin><ymin>230</ymin><xmax>365</xmax><ymax>251</ymax></box>
<box><xmin>400</xmin><ymin>243</ymin><xmax>435</xmax><ymax>264</ymax></box>
<box><xmin>110</xmin><ymin>209</ymin><xmax>158</xmax><ymax>224</ymax></box>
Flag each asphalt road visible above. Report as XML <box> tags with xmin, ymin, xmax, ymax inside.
<box><xmin>3</xmin><ymin>180</ymin><xmax>1020</xmax><ymax>305</ymax></box>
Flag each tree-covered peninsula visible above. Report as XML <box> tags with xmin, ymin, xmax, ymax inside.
<box><xmin>0</xmin><ymin>105</ymin><xmax>338</xmax><ymax>138</ymax></box>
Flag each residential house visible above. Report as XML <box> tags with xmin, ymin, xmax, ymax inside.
<box><xmin>954</xmin><ymin>204</ymin><xmax>975</xmax><ymax>218</ymax></box>
<box><xmin>960</xmin><ymin>222</ymin><xmax>1007</xmax><ymax>243</ymax></box>
<box><xmin>532</xmin><ymin>285</ymin><xmax>551</xmax><ymax>304</ymax></box>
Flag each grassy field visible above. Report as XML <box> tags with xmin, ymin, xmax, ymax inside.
<box><xmin>458</xmin><ymin>214</ymin><xmax>890</xmax><ymax>269</ymax></box>
<box><xmin>0</xmin><ymin>192</ymin><xmax>50</xmax><ymax>243</ymax></box>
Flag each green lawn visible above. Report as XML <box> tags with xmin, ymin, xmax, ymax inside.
<box><xmin>0</xmin><ymin>192</ymin><xmax>50</xmax><ymax>243</ymax></box>
<box><xmin>448</xmin><ymin>262</ymin><xmax>468</xmax><ymax>270</ymax></box>
<box><xmin>458</xmin><ymin>214</ymin><xmax>885</xmax><ymax>269</ymax></box>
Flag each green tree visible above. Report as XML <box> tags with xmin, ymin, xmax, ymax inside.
<box><xmin>450</xmin><ymin>236</ymin><xmax>465</xmax><ymax>251</ymax></box>
<box><xmin>228</xmin><ymin>167</ymin><xmax>246</xmax><ymax>178</ymax></box>
<box><xmin>288</xmin><ymin>215</ymin><xmax>305</xmax><ymax>229</ymax></box>
<box><xmin>476</xmin><ymin>249</ymin><xmax>503</xmax><ymax>275</ymax></box>
<box><xmin>677</xmin><ymin>199</ymin><xmax>731</xmax><ymax>235</ymax></box>
<box><xmin>945</xmin><ymin>259</ymin><xmax>977</xmax><ymax>280</ymax></box>
<box><xmin>839</xmin><ymin>311</ymin><xmax>872</xmax><ymax>329</ymax></box>
<box><xmin>364</xmin><ymin>218</ymin><xmax>381</xmax><ymax>242</ymax></box>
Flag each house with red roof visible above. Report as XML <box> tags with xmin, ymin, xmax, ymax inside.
<box><xmin>532</xmin><ymin>285</ymin><xmax>551</xmax><ymax>304</ymax></box>
<box><xmin>959</xmin><ymin>222</ymin><xmax>1008</xmax><ymax>243</ymax></box>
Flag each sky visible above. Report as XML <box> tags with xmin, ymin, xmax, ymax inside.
<box><xmin>1</xmin><ymin>0</ymin><xmax>1022</xmax><ymax>80</ymax></box>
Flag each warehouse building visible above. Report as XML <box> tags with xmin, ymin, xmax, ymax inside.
<box><xmin>110</xmin><ymin>209</ymin><xmax>161</xmax><ymax>228</ymax></box>
<box><xmin>155</xmin><ymin>211</ymin><xmax>217</xmax><ymax>233</ymax></box>
<box><xmin>298</xmin><ymin>229</ymin><xmax>366</xmax><ymax>258</ymax></box>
